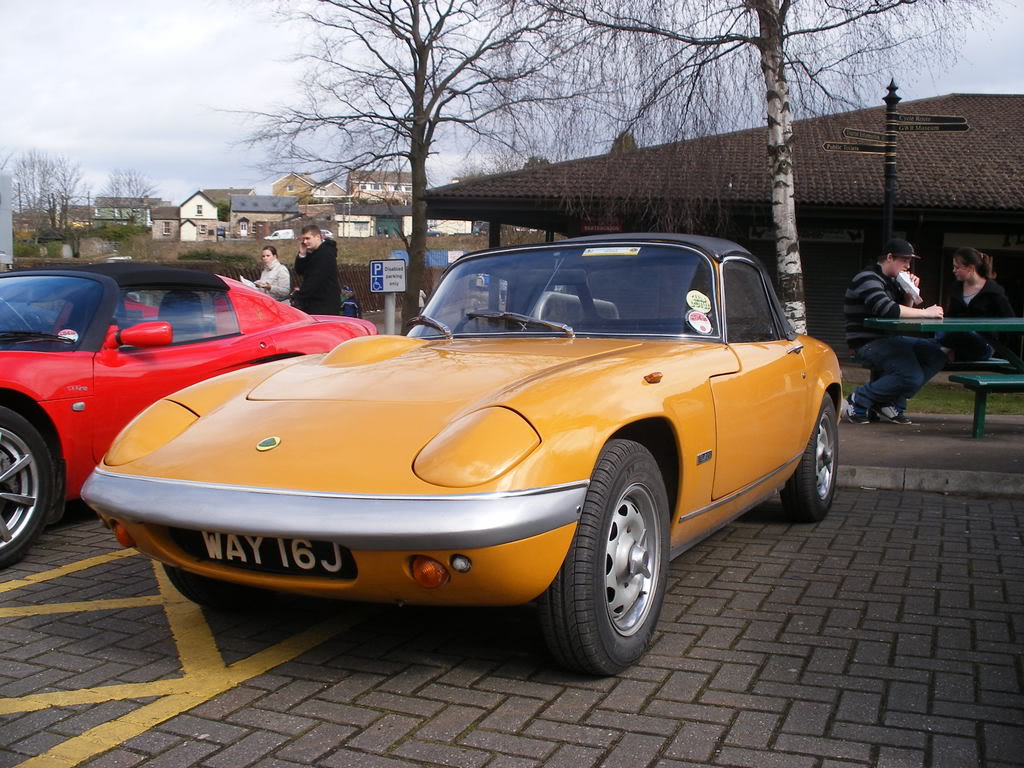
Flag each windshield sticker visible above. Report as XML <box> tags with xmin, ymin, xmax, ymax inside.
<box><xmin>581</xmin><ymin>247</ymin><xmax>641</xmax><ymax>257</ymax></box>
<box><xmin>686</xmin><ymin>310</ymin><xmax>713</xmax><ymax>335</ymax></box>
<box><xmin>57</xmin><ymin>329</ymin><xmax>79</xmax><ymax>343</ymax></box>
<box><xmin>686</xmin><ymin>290</ymin><xmax>712</xmax><ymax>313</ymax></box>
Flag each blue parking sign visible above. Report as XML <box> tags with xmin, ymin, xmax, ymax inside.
<box><xmin>369</xmin><ymin>259</ymin><xmax>406</xmax><ymax>293</ymax></box>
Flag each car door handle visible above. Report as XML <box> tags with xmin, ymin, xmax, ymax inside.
<box><xmin>787</xmin><ymin>344</ymin><xmax>804</xmax><ymax>354</ymax></box>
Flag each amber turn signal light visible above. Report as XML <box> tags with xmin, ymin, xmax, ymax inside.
<box><xmin>112</xmin><ymin>521</ymin><xmax>136</xmax><ymax>549</ymax></box>
<box><xmin>410</xmin><ymin>556</ymin><xmax>450</xmax><ymax>588</ymax></box>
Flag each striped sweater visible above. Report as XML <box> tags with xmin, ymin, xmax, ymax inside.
<box><xmin>844</xmin><ymin>263</ymin><xmax>905</xmax><ymax>350</ymax></box>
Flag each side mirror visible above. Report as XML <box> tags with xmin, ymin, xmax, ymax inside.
<box><xmin>103</xmin><ymin>321</ymin><xmax>174</xmax><ymax>349</ymax></box>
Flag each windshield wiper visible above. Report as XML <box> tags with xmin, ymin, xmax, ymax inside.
<box><xmin>466</xmin><ymin>311</ymin><xmax>574</xmax><ymax>338</ymax></box>
<box><xmin>406</xmin><ymin>314</ymin><xmax>453</xmax><ymax>340</ymax></box>
<box><xmin>0</xmin><ymin>331</ymin><xmax>76</xmax><ymax>344</ymax></box>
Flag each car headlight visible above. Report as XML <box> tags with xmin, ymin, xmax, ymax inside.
<box><xmin>413</xmin><ymin>407</ymin><xmax>540</xmax><ymax>488</ymax></box>
<box><xmin>104</xmin><ymin>399</ymin><xmax>199</xmax><ymax>467</ymax></box>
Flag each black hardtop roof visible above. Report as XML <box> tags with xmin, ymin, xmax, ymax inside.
<box><xmin>463</xmin><ymin>233</ymin><xmax>751</xmax><ymax>263</ymax></box>
<box><xmin>565</xmin><ymin>233</ymin><xmax>751</xmax><ymax>261</ymax></box>
<box><xmin>7</xmin><ymin>263</ymin><xmax>227</xmax><ymax>290</ymax></box>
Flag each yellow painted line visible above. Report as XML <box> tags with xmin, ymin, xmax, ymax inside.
<box><xmin>0</xmin><ymin>678</ymin><xmax>192</xmax><ymax>715</ymax></box>
<box><xmin>154</xmin><ymin>564</ymin><xmax>226</xmax><ymax>676</ymax></box>
<box><xmin>0</xmin><ymin>595</ymin><xmax>162</xmax><ymax>618</ymax></box>
<box><xmin>18</xmin><ymin>613</ymin><xmax>366</xmax><ymax>768</ymax></box>
<box><xmin>2</xmin><ymin>551</ymin><xmax>377</xmax><ymax>768</ymax></box>
<box><xmin>0</xmin><ymin>549</ymin><xmax>138</xmax><ymax>594</ymax></box>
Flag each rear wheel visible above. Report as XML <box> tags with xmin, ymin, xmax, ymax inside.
<box><xmin>780</xmin><ymin>395</ymin><xmax>838</xmax><ymax>522</ymax></box>
<box><xmin>0</xmin><ymin>407</ymin><xmax>57</xmax><ymax>569</ymax></box>
<box><xmin>163</xmin><ymin>564</ymin><xmax>269</xmax><ymax>609</ymax></box>
<box><xmin>538</xmin><ymin>439</ymin><xmax>669</xmax><ymax>675</ymax></box>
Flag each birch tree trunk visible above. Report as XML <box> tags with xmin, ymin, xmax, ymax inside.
<box><xmin>750</xmin><ymin>0</ymin><xmax>805</xmax><ymax>333</ymax></box>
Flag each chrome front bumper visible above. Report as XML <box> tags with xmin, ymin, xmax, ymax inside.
<box><xmin>82</xmin><ymin>469</ymin><xmax>588</xmax><ymax>550</ymax></box>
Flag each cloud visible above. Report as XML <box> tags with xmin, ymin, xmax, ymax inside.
<box><xmin>2</xmin><ymin>0</ymin><xmax>1021</xmax><ymax>204</ymax></box>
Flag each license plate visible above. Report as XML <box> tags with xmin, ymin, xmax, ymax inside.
<box><xmin>169</xmin><ymin>528</ymin><xmax>356</xmax><ymax>578</ymax></box>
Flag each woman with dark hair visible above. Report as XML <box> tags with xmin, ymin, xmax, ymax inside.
<box><xmin>941</xmin><ymin>247</ymin><xmax>1016</xmax><ymax>361</ymax></box>
<box><xmin>255</xmin><ymin>245</ymin><xmax>292</xmax><ymax>304</ymax></box>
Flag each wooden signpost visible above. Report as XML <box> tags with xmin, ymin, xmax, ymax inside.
<box><xmin>822</xmin><ymin>82</ymin><xmax>970</xmax><ymax>241</ymax></box>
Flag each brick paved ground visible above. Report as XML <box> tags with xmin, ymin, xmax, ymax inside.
<box><xmin>2</xmin><ymin>489</ymin><xmax>1022</xmax><ymax>768</ymax></box>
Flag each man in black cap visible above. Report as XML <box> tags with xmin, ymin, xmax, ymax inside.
<box><xmin>292</xmin><ymin>224</ymin><xmax>341</xmax><ymax>315</ymax></box>
<box><xmin>843</xmin><ymin>238</ymin><xmax>946</xmax><ymax>425</ymax></box>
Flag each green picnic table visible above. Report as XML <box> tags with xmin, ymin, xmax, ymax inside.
<box><xmin>864</xmin><ymin>317</ymin><xmax>1024</xmax><ymax>438</ymax></box>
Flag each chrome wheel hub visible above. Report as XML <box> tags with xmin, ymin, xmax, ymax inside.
<box><xmin>814</xmin><ymin>411</ymin><xmax>835</xmax><ymax>499</ymax></box>
<box><xmin>604</xmin><ymin>482</ymin><xmax>660</xmax><ymax>636</ymax></box>
<box><xmin>0</xmin><ymin>428</ymin><xmax>40</xmax><ymax>546</ymax></box>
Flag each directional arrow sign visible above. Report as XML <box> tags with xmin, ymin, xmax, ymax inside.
<box><xmin>822</xmin><ymin>141</ymin><xmax>887</xmax><ymax>154</ymax></box>
<box><xmin>892</xmin><ymin>122</ymin><xmax>970</xmax><ymax>133</ymax></box>
<box><xmin>842</xmin><ymin>128</ymin><xmax>887</xmax><ymax>143</ymax></box>
<box><xmin>892</xmin><ymin>113</ymin><xmax>967</xmax><ymax>124</ymax></box>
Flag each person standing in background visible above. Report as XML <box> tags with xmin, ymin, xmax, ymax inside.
<box><xmin>254</xmin><ymin>245</ymin><xmax>291</xmax><ymax>303</ymax></box>
<box><xmin>340</xmin><ymin>285</ymin><xmax>362</xmax><ymax>318</ymax></box>
<box><xmin>292</xmin><ymin>224</ymin><xmax>341</xmax><ymax>315</ymax></box>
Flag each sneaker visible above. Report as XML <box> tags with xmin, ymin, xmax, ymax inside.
<box><xmin>844</xmin><ymin>396</ymin><xmax>871</xmax><ymax>424</ymax></box>
<box><xmin>873</xmin><ymin>404</ymin><xmax>913</xmax><ymax>425</ymax></box>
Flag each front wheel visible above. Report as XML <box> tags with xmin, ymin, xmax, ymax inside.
<box><xmin>163</xmin><ymin>565</ymin><xmax>270</xmax><ymax>609</ymax></box>
<box><xmin>780</xmin><ymin>394</ymin><xmax>838</xmax><ymax>523</ymax></box>
<box><xmin>538</xmin><ymin>439</ymin><xmax>669</xmax><ymax>675</ymax></box>
<box><xmin>0</xmin><ymin>407</ymin><xmax>57</xmax><ymax>569</ymax></box>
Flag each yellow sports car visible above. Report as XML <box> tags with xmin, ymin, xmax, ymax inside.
<box><xmin>83</xmin><ymin>234</ymin><xmax>842</xmax><ymax>675</ymax></box>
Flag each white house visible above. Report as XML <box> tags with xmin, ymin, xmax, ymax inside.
<box><xmin>178</xmin><ymin>191</ymin><xmax>220</xmax><ymax>242</ymax></box>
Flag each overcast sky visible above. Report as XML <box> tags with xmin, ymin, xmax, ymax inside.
<box><xmin>2</xmin><ymin>0</ymin><xmax>1022</xmax><ymax>205</ymax></box>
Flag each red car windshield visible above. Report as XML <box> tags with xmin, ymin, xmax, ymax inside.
<box><xmin>0</xmin><ymin>275</ymin><xmax>104</xmax><ymax>351</ymax></box>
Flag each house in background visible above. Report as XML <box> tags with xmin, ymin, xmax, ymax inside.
<box><xmin>93</xmin><ymin>196</ymin><xmax>171</xmax><ymax>228</ymax></box>
<box><xmin>230</xmin><ymin>195</ymin><xmax>300</xmax><ymax>238</ymax></box>
<box><xmin>334</xmin><ymin>203</ymin><xmax>412</xmax><ymax>237</ymax></box>
<box><xmin>150</xmin><ymin>207</ymin><xmax>181</xmax><ymax>240</ymax></box>
<box><xmin>348</xmin><ymin>171</ymin><xmax>412</xmax><ymax>205</ymax></box>
<box><xmin>272</xmin><ymin>173</ymin><xmax>347</xmax><ymax>201</ymax></box>
<box><xmin>178</xmin><ymin>191</ymin><xmax>220</xmax><ymax>242</ymax></box>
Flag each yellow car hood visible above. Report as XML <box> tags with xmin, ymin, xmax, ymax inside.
<box><xmin>247</xmin><ymin>335</ymin><xmax>642</xmax><ymax>405</ymax></box>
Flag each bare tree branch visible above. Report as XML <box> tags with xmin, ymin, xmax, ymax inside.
<box><xmin>247</xmin><ymin>0</ymin><xmax>578</xmax><ymax>320</ymax></box>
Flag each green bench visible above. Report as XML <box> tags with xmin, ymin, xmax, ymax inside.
<box><xmin>942</xmin><ymin>357</ymin><xmax>1014</xmax><ymax>372</ymax></box>
<box><xmin>947</xmin><ymin>373</ymin><xmax>1024</xmax><ymax>438</ymax></box>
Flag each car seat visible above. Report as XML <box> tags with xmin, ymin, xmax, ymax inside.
<box><xmin>158</xmin><ymin>290</ymin><xmax>206</xmax><ymax>342</ymax></box>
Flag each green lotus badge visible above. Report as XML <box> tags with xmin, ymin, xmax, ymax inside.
<box><xmin>256</xmin><ymin>436</ymin><xmax>281</xmax><ymax>452</ymax></box>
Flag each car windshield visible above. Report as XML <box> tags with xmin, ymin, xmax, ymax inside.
<box><xmin>410</xmin><ymin>242</ymin><xmax>717</xmax><ymax>339</ymax></box>
<box><xmin>0</xmin><ymin>275</ymin><xmax>104</xmax><ymax>351</ymax></box>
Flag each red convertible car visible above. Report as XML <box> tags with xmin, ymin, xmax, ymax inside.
<box><xmin>0</xmin><ymin>263</ymin><xmax>375</xmax><ymax>568</ymax></box>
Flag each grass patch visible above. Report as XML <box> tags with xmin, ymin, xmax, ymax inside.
<box><xmin>842</xmin><ymin>381</ymin><xmax>1023</xmax><ymax>416</ymax></box>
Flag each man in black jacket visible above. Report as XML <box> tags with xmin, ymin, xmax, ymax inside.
<box><xmin>292</xmin><ymin>225</ymin><xmax>341</xmax><ymax>315</ymax></box>
<box><xmin>843</xmin><ymin>238</ymin><xmax>946</xmax><ymax>425</ymax></box>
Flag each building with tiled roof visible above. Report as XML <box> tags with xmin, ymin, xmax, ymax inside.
<box><xmin>426</xmin><ymin>93</ymin><xmax>1024</xmax><ymax>351</ymax></box>
<box><xmin>229</xmin><ymin>195</ymin><xmax>301</xmax><ymax>238</ymax></box>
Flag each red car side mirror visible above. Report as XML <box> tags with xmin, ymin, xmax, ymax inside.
<box><xmin>103</xmin><ymin>321</ymin><xmax>174</xmax><ymax>349</ymax></box>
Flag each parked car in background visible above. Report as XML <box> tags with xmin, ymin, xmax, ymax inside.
<box><xmin>320</xmin><ymin>229</ymin><xmax>334</xmax><ymax>239</ymax></box>
<box><xmin>265</xmin><ymin>229</ymin><xmax>294</xmax><ymax>240</ymax></box>
<box><xmin>0</xmin><ymin>264</ymin><xmax>376</xmax><ymax>568</ymax></box>
<box><xmin>83</xmin><ymin>235</ymin><xmax>841</xmax><ymax>674</ymax></box>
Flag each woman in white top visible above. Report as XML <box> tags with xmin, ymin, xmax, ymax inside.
<box><xmin>255</xmin><ymin>246</ymin><xmax>291</xmax><ymax>303</ymax></box>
